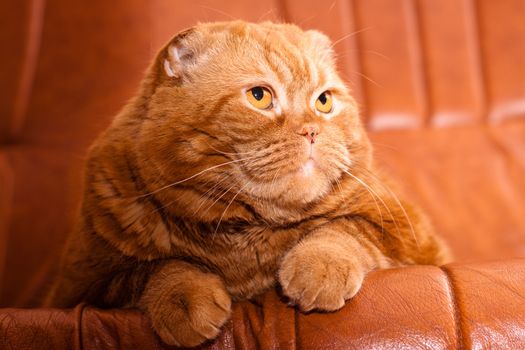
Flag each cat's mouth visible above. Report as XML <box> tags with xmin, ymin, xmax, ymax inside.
<box><xmin>232</xmin><ymin>139</ymin><xmax>349</xmax><ymax>206</ymax></box>
<box><xmin>237</xmin><ymin>155</ymin><xmax>335</xmax><ymax>206</ymax></box>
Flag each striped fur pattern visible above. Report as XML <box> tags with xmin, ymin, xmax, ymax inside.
<box><xmin>45</xmin><ymin>21</ymin><xmax>449</xmax><ymax>347</ymax></box>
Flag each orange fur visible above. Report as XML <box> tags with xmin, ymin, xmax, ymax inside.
<box><xmin>45</xmin><ymin>21</ymin><xmax>449</xmax><ymax>347</ymax></box>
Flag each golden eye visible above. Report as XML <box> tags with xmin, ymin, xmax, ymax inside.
<box><xmin>246</xmin><ymin>86</ymin><xmax>273</xmax><ymax>110</ymax></box>
<box><xmin>315</xmin><ymin>91</ymin><xmax>333</xmax><ymax>113</ymax></box>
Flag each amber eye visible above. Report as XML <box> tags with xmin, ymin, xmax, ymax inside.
<box><xmin>246</xmin><ymin>86</ymin><xmax>273</xmax><ymax>110</ymax></box>
<box><xmin>315</xmin><ymin>91</ymin><xmax>333</xmax><ymax>113</ymax></box>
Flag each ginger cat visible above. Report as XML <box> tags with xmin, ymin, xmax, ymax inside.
<box><xmin>45</xmin><ymin>21</ymin><xmax>449</xmax><ymax>347</ymax></box>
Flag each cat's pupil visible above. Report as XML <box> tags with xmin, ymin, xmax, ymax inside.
<box><xmin>252</xmin><ymin>87</ymin><xmax>264</xmax><ymax>101</ymax></box>
<box><xmin>319</xmin><ymin>93</ymin><xmax>327</xmax><ymax>105</ymax></box>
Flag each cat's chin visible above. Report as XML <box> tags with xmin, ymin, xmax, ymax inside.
<box><xmin>243</xmin><ymin>160</ymin><xmax>335</xmax><ymax>206</ymax></box>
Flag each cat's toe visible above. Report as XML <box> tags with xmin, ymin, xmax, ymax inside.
<box><xmin>155</xmin><ymin>293</ymin><xmax>231</xmax><ymax>346</ymax></box>
<box><xmin>146</xmin><ymin>277</ymin><xmax>232</xmax><ymax>347</ymax></box>
<box><xmin>278</xmin><ymin>247</ymin><xmax>364</xmax><ymax>313</ymax></box>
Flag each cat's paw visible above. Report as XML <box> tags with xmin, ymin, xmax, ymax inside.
<box><xmin>146</xmin><ymin>274</ymin><xmax>232</xmax><ymax>347</ymax></box>
<box><xmin>278</xmin><ymin>244</ymin><xmax>364</xmax><ymax>312</ymax></box>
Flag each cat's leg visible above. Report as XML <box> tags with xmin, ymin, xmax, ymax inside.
<box><xmin>43</xmin><ymin>237</ymin><xmax>104</xmax><ymax>308</ymax></box>
<box><xmin>278</xmin><ymin>219</ymin><xmax>389</xmax><ymax>312</ymax></box>
<box><xmin>44</xmin><ymin>231</ymin><xmax>157</xmax><ymax>308</ymax></box>
<box><xmin>43</xmin><ymin>271</ymin><xmax>94</xmax><ymax>308</ymax></box>
<box><xmin>139</xmin><ymin>260</ymin><xmax>232</xmax><ymax>347</ymax></box>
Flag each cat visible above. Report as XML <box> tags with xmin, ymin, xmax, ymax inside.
<box><xmin>44</xmin><ymin>21</ymin><xmax>449</xmax><ymax>347</ymax></box>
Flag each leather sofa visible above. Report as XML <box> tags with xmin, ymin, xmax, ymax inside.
<box><xmin>1</xmin><ymin>0</ymin><xmax>525</xmax><ymax>348</ymax></box>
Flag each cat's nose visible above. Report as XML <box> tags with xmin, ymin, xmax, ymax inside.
<box><xmin>297</xmin><ymin>124</ymin><xmax>320</xmax><ymax>144</ymax></box>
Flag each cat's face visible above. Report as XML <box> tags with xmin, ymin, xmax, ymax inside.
<box><xmin>140</xmin><ymin>21</ymin><xmax>371</xmax><ymax>212</ymax></box>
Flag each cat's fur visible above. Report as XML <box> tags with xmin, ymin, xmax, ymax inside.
<box><xmin>45</xmin><ymin>21</ymin><xmax>449</xmax><ymax>347</ymax></box>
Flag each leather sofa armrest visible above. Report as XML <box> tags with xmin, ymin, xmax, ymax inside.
<box><xmin>1</xmin><ymin>259</ymin><xmax>525</xmax><ymax>349</ymax></box>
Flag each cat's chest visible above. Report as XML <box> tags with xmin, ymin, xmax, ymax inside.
<box><xmin>215</xmin><ymin>225</ymin><xmax>303</xmax><ymax>265</ymax></box>
<box><xmin>203</xmin><ymin>225</ymin><xmax>306</xmax><ymax>298</ymax></box>
<box><xmin>172</xmin><ymin>218</ymin><xmax>328</xmax><ymax>298</ymax></box>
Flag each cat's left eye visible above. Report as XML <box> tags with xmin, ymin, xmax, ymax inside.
<box><xmin>246</xmin><ymin>86</ymin><xmax>273</xmax><ymax>110</ymax></box>
<box><xmin>315</xmin><ymin>91</ymin><xmax>333</xmax><ymax>113</ymax></box>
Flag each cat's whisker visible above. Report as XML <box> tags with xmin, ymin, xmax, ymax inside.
<box><xmin>256</xmin><ymin>8</ymin><xmax>277</xmax><ymax>22</ymax></box>
<box><xmin>200</xmin><ymin>179</ymin><xmax>241</xmax><ymax>218</ymax></box>
<box><xmin>192</xmin><ymin>174</ymin><xmax>233</xmax><ymax>215</ymax></box>
<box><xmin>138</xmin><ymin>173</ymin><xmax>232</xmax><ymax>220</ymax></box>
<box><xmin>353</xmin><ymin>165</ymin><xmax>419</xmax><ymax>248</ymax></box>
<box><xmin>353</xmin><ymin>71</ymin><xmax>381</xmax><ymax>87</ymax></box>
<box><xmin>330</xmin><ymin>27</ymin><xmax>372</xmax><ymax>49</ymax></box>
<box><xmin>297</xmin><ymin>14</ymin><xmax>318</xmax><ymax>27</ymax></box>
<box><xmin>267</xmin><ymin>164</ymin><xmax>284</xmax><ymax>198</ymax></box>
<box><xmin>338</xmin><ymin>170</ymin><xmax>384</xmax><ymax>235</ymax></box>
<box><xmin>136</xmin><ymin>155</ymin><xmax>261</xmax><ymax>198</ymax></box>
<box><xmin>328</xmin><ymin>0</ymin><xmax>337</xmax><ymax>14</ymax></box>
<box><xmin>213</xmin><ymin>180</ymin><xmax>251</xmax><ymax>238</ymax></box>
<box><xmin>388</xmin><ymin>190</ymin><xmax>418</xmax><ymax>248</ymax></box>
<box><xmin>333</xmin><ymin>177</ymin><xmax>343</xmax><ymax>198</ymax></box>
<box><xmin>369</xmin><ymin>141</ymin><xmax>399</xmax><ymax>151</ymax></box>
<box><xmin>332</xmin><ymin>176</ymin><xmax>354</xmax><ymax>219</ymax></box>
<box><xmin>199</xmin><ymin>5</ymin><xmax>237</xmax><ymax>20</ymax></box>
<box><xmin>327</xmin><ymin>177</ymin><xmax>344</xmax><ymax>208</ymax></box>
<box><xmin>341</xmin><ymin>168</ymin><xmax>397</xmax><ymax>237</ymax></box>
<box><xmin>205</xmin><ymin>142</ymin><xmax>263</xmax><ymax>156</ymax></box>
<box><xmin>328</xmin><ymin>181</ymin><xmax>336</xmax><ymax>202</ymax></box>
<box><xmin>333</xmin><ymin>49</ymin><xmax>390</xmax><ymax>61</ymax></box>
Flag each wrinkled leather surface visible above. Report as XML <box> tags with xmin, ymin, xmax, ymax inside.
<box><xmin>1</xmin><ymin>0</ymin><xmax>525</xmax><ymax>348</ymax></box>
<box><xmin>2</xmin><ymin>260</ymin><xmax>525</xmax><ymax>349</ymax></box>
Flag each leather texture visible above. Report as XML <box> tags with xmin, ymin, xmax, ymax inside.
<box><xmin>2</xmin><ymin>260</ymin><xmax>525</xmax><ymax>349</ymax></box>
<box><xmin>1</xmin><ymin>0</ymin><xmax>525</xmax><ymax>348</ymax></box>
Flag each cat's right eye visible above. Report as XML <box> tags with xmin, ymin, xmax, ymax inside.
<box><xmin>246</xmin><ymin>86</ymin><xmax>273</xmax><ymax>110</ymax></box>
<box><xmin>315</xmin><ymin>91</ymin><xmax>333</xmax><ymax>113</ymax></box>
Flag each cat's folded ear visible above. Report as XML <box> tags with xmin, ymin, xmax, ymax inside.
<box><xmin>304</xmin><ymin>30</ymin><xmax>335</xmax><ymax>63</ymax></box>
<box><xmin>305</xmin><ymin>30</ymin><xmax>332</xmax><ymax>49</ymax></box>
<box><xmin>160</xmin><ymin>27</ymin><xmax>204</xmax><ymax>80</ymax></box>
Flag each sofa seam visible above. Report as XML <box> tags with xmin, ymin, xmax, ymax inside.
<box><xmin>75</xmin><ymin>303</ymin><xmax>87</xmax><ymax>350</ymax></box>
<box><xmin>0</xmin><ymin>153</ymin><xmax>14</xmax><ymax>302</ymax></box>
<box><xmin>11</xmin><ymin>0</ymin><xmax>46</xmax><ymax>139</ymax></box>
<box><xmin>293</xmin><ymin>306</ymin><xmax>299</xmax><ymax>350</ymax></box>
<box><xmin>440</xmin><ymin>266</ymin><xmax>465</xmax><ymax>350</ymax></box>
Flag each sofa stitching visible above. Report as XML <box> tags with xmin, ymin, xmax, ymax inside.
<box><xmin>440</xmin><ymin>266</ymin><xmax>465</xmax><ymax>350</ymax></box>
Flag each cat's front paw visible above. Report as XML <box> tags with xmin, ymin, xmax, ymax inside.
<box><xmin>144</xmin><ymin>273</ymin><xmax>232</xmax><ymax>347</ymax></box>
<box><xmin>278</xmin><ymin>243</ymin><xmax>364</xmax><ymax>312</ymax></box>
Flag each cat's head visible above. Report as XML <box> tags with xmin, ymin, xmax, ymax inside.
<box><xmin>137</xmin><ymin>21</ymin><xmax>372</xmax><ymax>218</ymax></box>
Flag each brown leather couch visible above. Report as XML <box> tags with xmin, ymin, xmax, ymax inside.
<box><xmin>1</xmin><ymin>0</ymin><xmax>525</xmax><ymax>348</ymax></box>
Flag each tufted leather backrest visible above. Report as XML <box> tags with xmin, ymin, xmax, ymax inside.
<box><xmin>1</xmin><ymin>0</ymin><xmax>525</xmax><ymax>307</ymax></box>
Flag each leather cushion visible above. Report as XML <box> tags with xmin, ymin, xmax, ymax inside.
<box><xmin>2</xmin><ymin>260</ymin><xmax>524</xmax><ymax>349</ymax></box>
